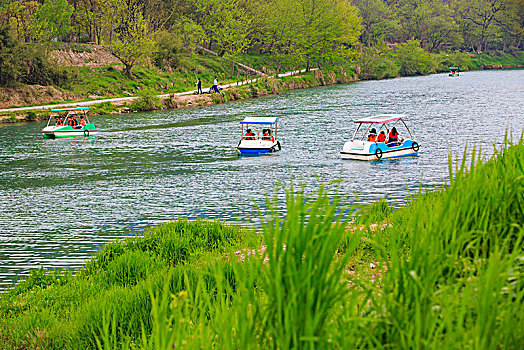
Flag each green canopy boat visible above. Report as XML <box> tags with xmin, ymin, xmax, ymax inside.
<box><xmin>41</xmin><ymin>107</ymin><xmax>97</xmax><ymax>139</ymax></box>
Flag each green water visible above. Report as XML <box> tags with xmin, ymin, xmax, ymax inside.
<box><xmin>0</xmin><ymin>70</ymin><xmax>523</xmax><ymax>289</ymax></box>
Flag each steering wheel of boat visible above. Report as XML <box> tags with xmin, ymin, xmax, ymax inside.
<box><xmin>375</xmin><ymin>148</ymin><xmax>383</xmax><ymax>159</ymax></box>
<box><xmin>412</xmin><ymin>142</ymin><xmax>419</xmax><ymax>152</ymax></box>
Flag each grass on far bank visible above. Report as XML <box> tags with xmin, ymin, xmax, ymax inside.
<box><xmin>66</xmin><ymin>52</ymin><xmax>282</xmax><ymax>101</ymax></box>
<box><xmin>0</xmin><ymin>135</ymin><xmax>523</xmax><ymax>349</ymax></box>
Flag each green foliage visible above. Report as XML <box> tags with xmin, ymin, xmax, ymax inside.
<box><xmin>128</xmin><ymin>90</ymin><xmax>163</xmax><ymax>112</ymax></box>
<box><xmin>260</xmin><ymin>183</ymin><xmax>356</xmax><ymax>348</ymax></box>
<box><xmin>89</xmin><ymin>101</ymin><xmax>119</xmax><ymax>115</ymax></box>
<box><xmin>358</xmin><ymin>44</ymin><xmax>399</xmax><ymax>79</ymax></box>
<box><xmin>396</xmin><ymin>39</ymin><xmax>436</xmax><ymax>76</ymax></box>
<box><xmin>21</xmin><ymin>44</ymin><xmax>72</xmax><ymax>87</ymax></box>
<box><xmin>468</xmin><ymin>51</ymin><xmax>524</xmax><ymax>69</ymax></box>
<box><xmin>0</xmin><ymin>27</ymin><xmax>72</xmax><ymax>87</ymax></box>
<box><xmin>34</xmin><ymin>0</ymin><xmax>73</xmax><ymax>41</ymax></box>
<box><xmin>152</xmin><ymin>31</ymin><xmax>183</xmax><ymax>70</ymax></box>
<box><xmin>0</xmin><ymin>26</ymin><xmax>22</xmax><ymax>87</ymax></box>
<box><xmin>437</xmin><ymin>50</ymin><xmax>472</xmax><ymax>72</ymax></box>
<box><xmin>109</xmin><ymin>1</ymin><xmax>155</xmax><ymax>77</ymax></box>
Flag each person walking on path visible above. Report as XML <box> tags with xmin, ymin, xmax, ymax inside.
<box><xmin>196</xmin><ymin>78</ymin><xmax>202</xmax><ymax>94</ymax></box>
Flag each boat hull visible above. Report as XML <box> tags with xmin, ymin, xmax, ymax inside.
<box><xmin>42</xmin><ymin>125</ymin><xmax>97</xmax><ymax>139</ymax></box>
<box><xmin>449</xmin><ymin>73</ymin><xmax>459</xmax><ymax>77</ymax></box>
<box><xmin>237</xmin><ymin>139</ymin><xmax>280</xmax><ymax>154</ymax></box>
<box><xmin>341</xmin><ymin>139</ymin><xmax>419</xmax><ymax>161</ymax></box>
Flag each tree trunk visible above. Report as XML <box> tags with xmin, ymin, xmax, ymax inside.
<box><xmin>306</xmin><ymin>56</ymin><xmax>310</xmax><ymax>72</ymax></box>
<box><xmin>231</xmin><ymin>58</ymin><xmax>235</xmax><ymax>77</ymax></box>
<box><xmin>125</xmin><ymin>64</ymin><xmax>134</xmax><ymax>79</ymax></box>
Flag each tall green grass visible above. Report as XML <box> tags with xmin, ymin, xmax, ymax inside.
<box><xmin>1</xmin><ymin>139</ymin><xmax>522</xmax><ymax>349</ymax></box>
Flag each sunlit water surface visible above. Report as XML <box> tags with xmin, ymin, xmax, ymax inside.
<box><xmin>0</xmin><ymin>70</ymin><xmax>523</xmax><ymax>289</ymax></box>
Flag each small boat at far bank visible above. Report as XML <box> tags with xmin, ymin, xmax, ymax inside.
<box><xmin>341</xmin><ymin>114</ymin><xmax>420</xmax><ymax>161</ymax></box>
<box><xmin>237</xmin><ymin>116</ymin><xmax>281</xmax><ymax>154</ymax></box>
<box><xmin>41</xmin><ymin>107</ymin><xmax>97</xmax><ymax>139</ymax></box>
<box><xmin>449</xmin><ymin>67</ymin><xmax>459</xmax><ymax>76</ymax></box>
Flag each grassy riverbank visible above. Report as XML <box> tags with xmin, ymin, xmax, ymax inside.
<box><xmin>1</xmin><ymin>47</ymin><xmax>523</xmax><ymax>123</ymax></box>
<box><xmin>1</xmin><ymin>137</ymin><xmax>522</xmax><ymax>349</ymax></box>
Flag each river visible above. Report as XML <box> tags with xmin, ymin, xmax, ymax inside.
<box><xmin>0</xmin><ymin>69</ymin><xmax>523</xmax><ymax>289</ymax></box>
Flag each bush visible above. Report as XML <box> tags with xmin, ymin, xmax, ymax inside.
<box><xmin>0</xmin><ymin>28</ymin><xmax>73</xmax><ymax>88</ymax></box>
<box><xmin>358</xmin><ymin>46</ymin><xmax>399</xmax><ymax>79</ymax></box>
<box><xmin>152</xmin><ymin>31</ymin><xmax>183</xmax><ymax>70</ymax></box>
<box><xmin>437</xmin><ymin>51</ymin><xmax>472</xmax><ymax>72</ymax></box>
<box><xmin>0</xmin><ymin>26</ymin><xmax>23</xmax><ymax>87</ymax></box>
<box><xmin>129</xmin><ymin>90</ymin><xmax>163</xmax><ymax>111</ymax></box>
<box><xmin>396</xmin><ymin>39</ymin><xmax>436</xmax><ymax>76</ymax></box>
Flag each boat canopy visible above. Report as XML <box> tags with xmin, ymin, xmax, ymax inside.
<box><xmin>51</xmin><ymin>107</ymin><xmax>89</xmax><ymax>112</ymax></box>
<box><xmin>449</xmin><ymin>67</ymin><xmax>459</xmax><ymax>70</ymax></box>
<box><xmin>354</xmin><ymin>114</ymin><xmax>407</xmax><ymax>124</ymax></box>
<box><xmin>240</xmin><ymin>116</ymin><xmax>279</xmax><ymax>125</ymax></box>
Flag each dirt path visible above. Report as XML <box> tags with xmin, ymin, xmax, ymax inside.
<box><xmin>0</xmin><ymin>69</ymin><xmax>317</xmax><ymax>114</ymax></box>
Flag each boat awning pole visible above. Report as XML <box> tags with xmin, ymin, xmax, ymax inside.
<box><xmin>400</xmin><ymin>119</ymin><xmax>414</xmax><ymax>139</ymax></box>
<box><xmin>352</xmin><ymin>123</ymin><xmax>362</xmax><ymax>141</ymax></box>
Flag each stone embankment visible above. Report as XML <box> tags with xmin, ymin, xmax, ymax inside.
<box><xmin>482</xmin><ymin>64</ymin><xmax>524</xmax><ymax>69</ymax></box>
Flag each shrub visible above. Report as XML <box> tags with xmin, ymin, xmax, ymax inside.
<box><xmin>396</xmin><ymin>39</ymin><xmax>436</xmax><ymax>76</ymax></box>
<box><xmin>129</xmin><ymin>90</ymin><xmax>163</xmax><ymax>111</ymax></box>
<box><xmin>152</xmin><ymin>31</ymin><xmax>183</xmax><ymax>70</ymax></box>
<box><xmin>358</xmin><ymin>45</ymin><xmax>399</xmax><ymax>79</ymax></box>
<box><xmin>0</xmin><ymin>26</ymin><xmax>23</xmax><ymax>87</ymax></box>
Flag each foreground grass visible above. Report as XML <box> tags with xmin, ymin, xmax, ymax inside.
<box><xmin>1</xmin><ymin>138</ymin><xmax>522</xmax><ymax>349</ymax></box>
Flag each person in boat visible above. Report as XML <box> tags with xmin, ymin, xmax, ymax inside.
<box><xmin>245</xmin><ymin>128</ymin><xmax>256</xmax><ymax>140</ymax></box>
<box><xmin>78</xmin><ymin>116</ymin><xmax>87</xmax><ymax>127</ymax></box>
<box><xmin>66</xmin><ymin>117</ymin><xmax>77</xmax><ymax>127</ymax></box>
<box><xmin>377</xmin><ymin>131</ymin><xmax>387</xmax><ymax>142</ymax></box>
<box><xmin>55</xmin><ymin>117</ymin><xmax>63</xmax><ymax>126</ymax></box>
<box><xmin>367</xmin><ymin>128</ymin><xmax>377</xmax><ymax>142</ymax></box>
<box><xmin>262</xmin><ymin>129</ymin><xmax>274</xmax><ymax>142</ymax></box>
<box><xmin>388</xmin><ymin>127</ymin><xmax>399</xmax><ymax>144</ymax></box>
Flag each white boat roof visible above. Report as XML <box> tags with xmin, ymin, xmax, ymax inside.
<box><xmin>354</xmin><ymin>114</ymin><xmax>407</xmax><ymax>124</ymax></box>
<box><xmin>240</xmin><ymin>116</ymin><xmax>279</xmax><ymax>125</ymax></box>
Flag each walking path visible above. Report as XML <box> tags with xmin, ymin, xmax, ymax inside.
<box><xmin>0</xmin><ymin>68</ymin><xmax>317</xmax><ymax>114</ymax></box>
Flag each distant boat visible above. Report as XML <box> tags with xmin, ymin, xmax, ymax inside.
<box><xmin>41</xmin><ymin>107</ymin><xmax>97</xmax><ymax>139</ymax></box>
<box><xmin>449</xmin><ymin>67</ymin><xmax>459</xmax><ymax>77</ymax></box>
<box><xmin>237</xmin><ymin>116</ymin><xmax>281</xmax><ymax>154</ymax></box>
<box><xmin>341</xmin><ymin>114</ymin><xmax>420</xmax><ymax>161</ymax></box>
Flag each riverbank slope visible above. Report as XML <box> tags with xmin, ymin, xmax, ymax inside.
<box><xmin>1</xmin><ymin>48</ymin><xmax>522</xmax><ymax>123</ymax></box>
<box><xmin>1</xmin><ymin>138</ymin><xmax>522</xmax><ymax>349</ymax></box>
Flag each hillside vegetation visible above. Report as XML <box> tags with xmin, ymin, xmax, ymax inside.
<box><xmin>1</xmin><ymin>137</ymin><xmax>522</xmax><ymax>349</ymax></box>
<box><xmin>0</xmin><ymin>0</ymin><xmax>523</xmax><ymax>109</ymax></box>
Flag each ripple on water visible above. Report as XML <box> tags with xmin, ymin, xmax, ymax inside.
<box><xmin>0</xmin><ymin>70</ymin><xmax>523</xmax><ymax>288</ymax></box>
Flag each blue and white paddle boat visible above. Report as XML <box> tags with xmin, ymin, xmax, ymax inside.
<box><xmin>41</xmin><ymin>107</ymin><xmax>97</xmax><ymax>139</ymax></box>
<box><xmin>237</xmin><ymin>116</ymin><xmax>281</xmax><ymax>154</ymax></box>
<box><xmin>340</xmin><ymin>114</ymin><xmax>420</xmax><ymax>161</ymax></box>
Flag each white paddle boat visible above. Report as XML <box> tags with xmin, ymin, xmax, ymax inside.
<box><xmin>42</xmin><ymin>107</ymin><xmax>97</xmax><ymax>139</ymax></box>
<box><xmin>340</xmin><ymin>114</ymin><xmax>420</xmax><ymax>161</ymax></box>
<box><xmin>449</xmin><ymin>67</ymin><xmax>459</xmax><ymax>77</ymax></box>
<box><xmin>237</xmin><ymin>117</ymin><xmax>281</xmax><ymax>154</ymax></box>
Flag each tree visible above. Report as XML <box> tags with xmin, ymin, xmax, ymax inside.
<box><xmin>0</xmin><ymin>25</ymin><xmax>22</xmax><ymax>86</ymax></box>
<box><xmin>393</xmin><ymin>0</ymin><xmax>462</xmax><ymax>52</ymax></box>
<box><xmin>395</xmin><ymin>39</ymin><xmax>436</xmax><ymax>75</ymax></box>
<box><xmin>351</xmin><ymin>0</ymin><xmax>393</xmax><ymax>46</ymax></box>
<box><xmin>458</xmin><ymin>0</ymin><xmax>507</xmax><ymax>52</ymax></box>
<box><xmin>35</xmin><ymin>0</ymin><xmax>74</xmax><ymax>41</ymax></box>
<box><xmin>206</xmin><ymin>0</ymin><xmax>255</xmax><ymax>76</ymax></box>
<box><xmin>109</xmin><ymin>1</ymin><xmax>155</xmax><ymax>78</ymax></box>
